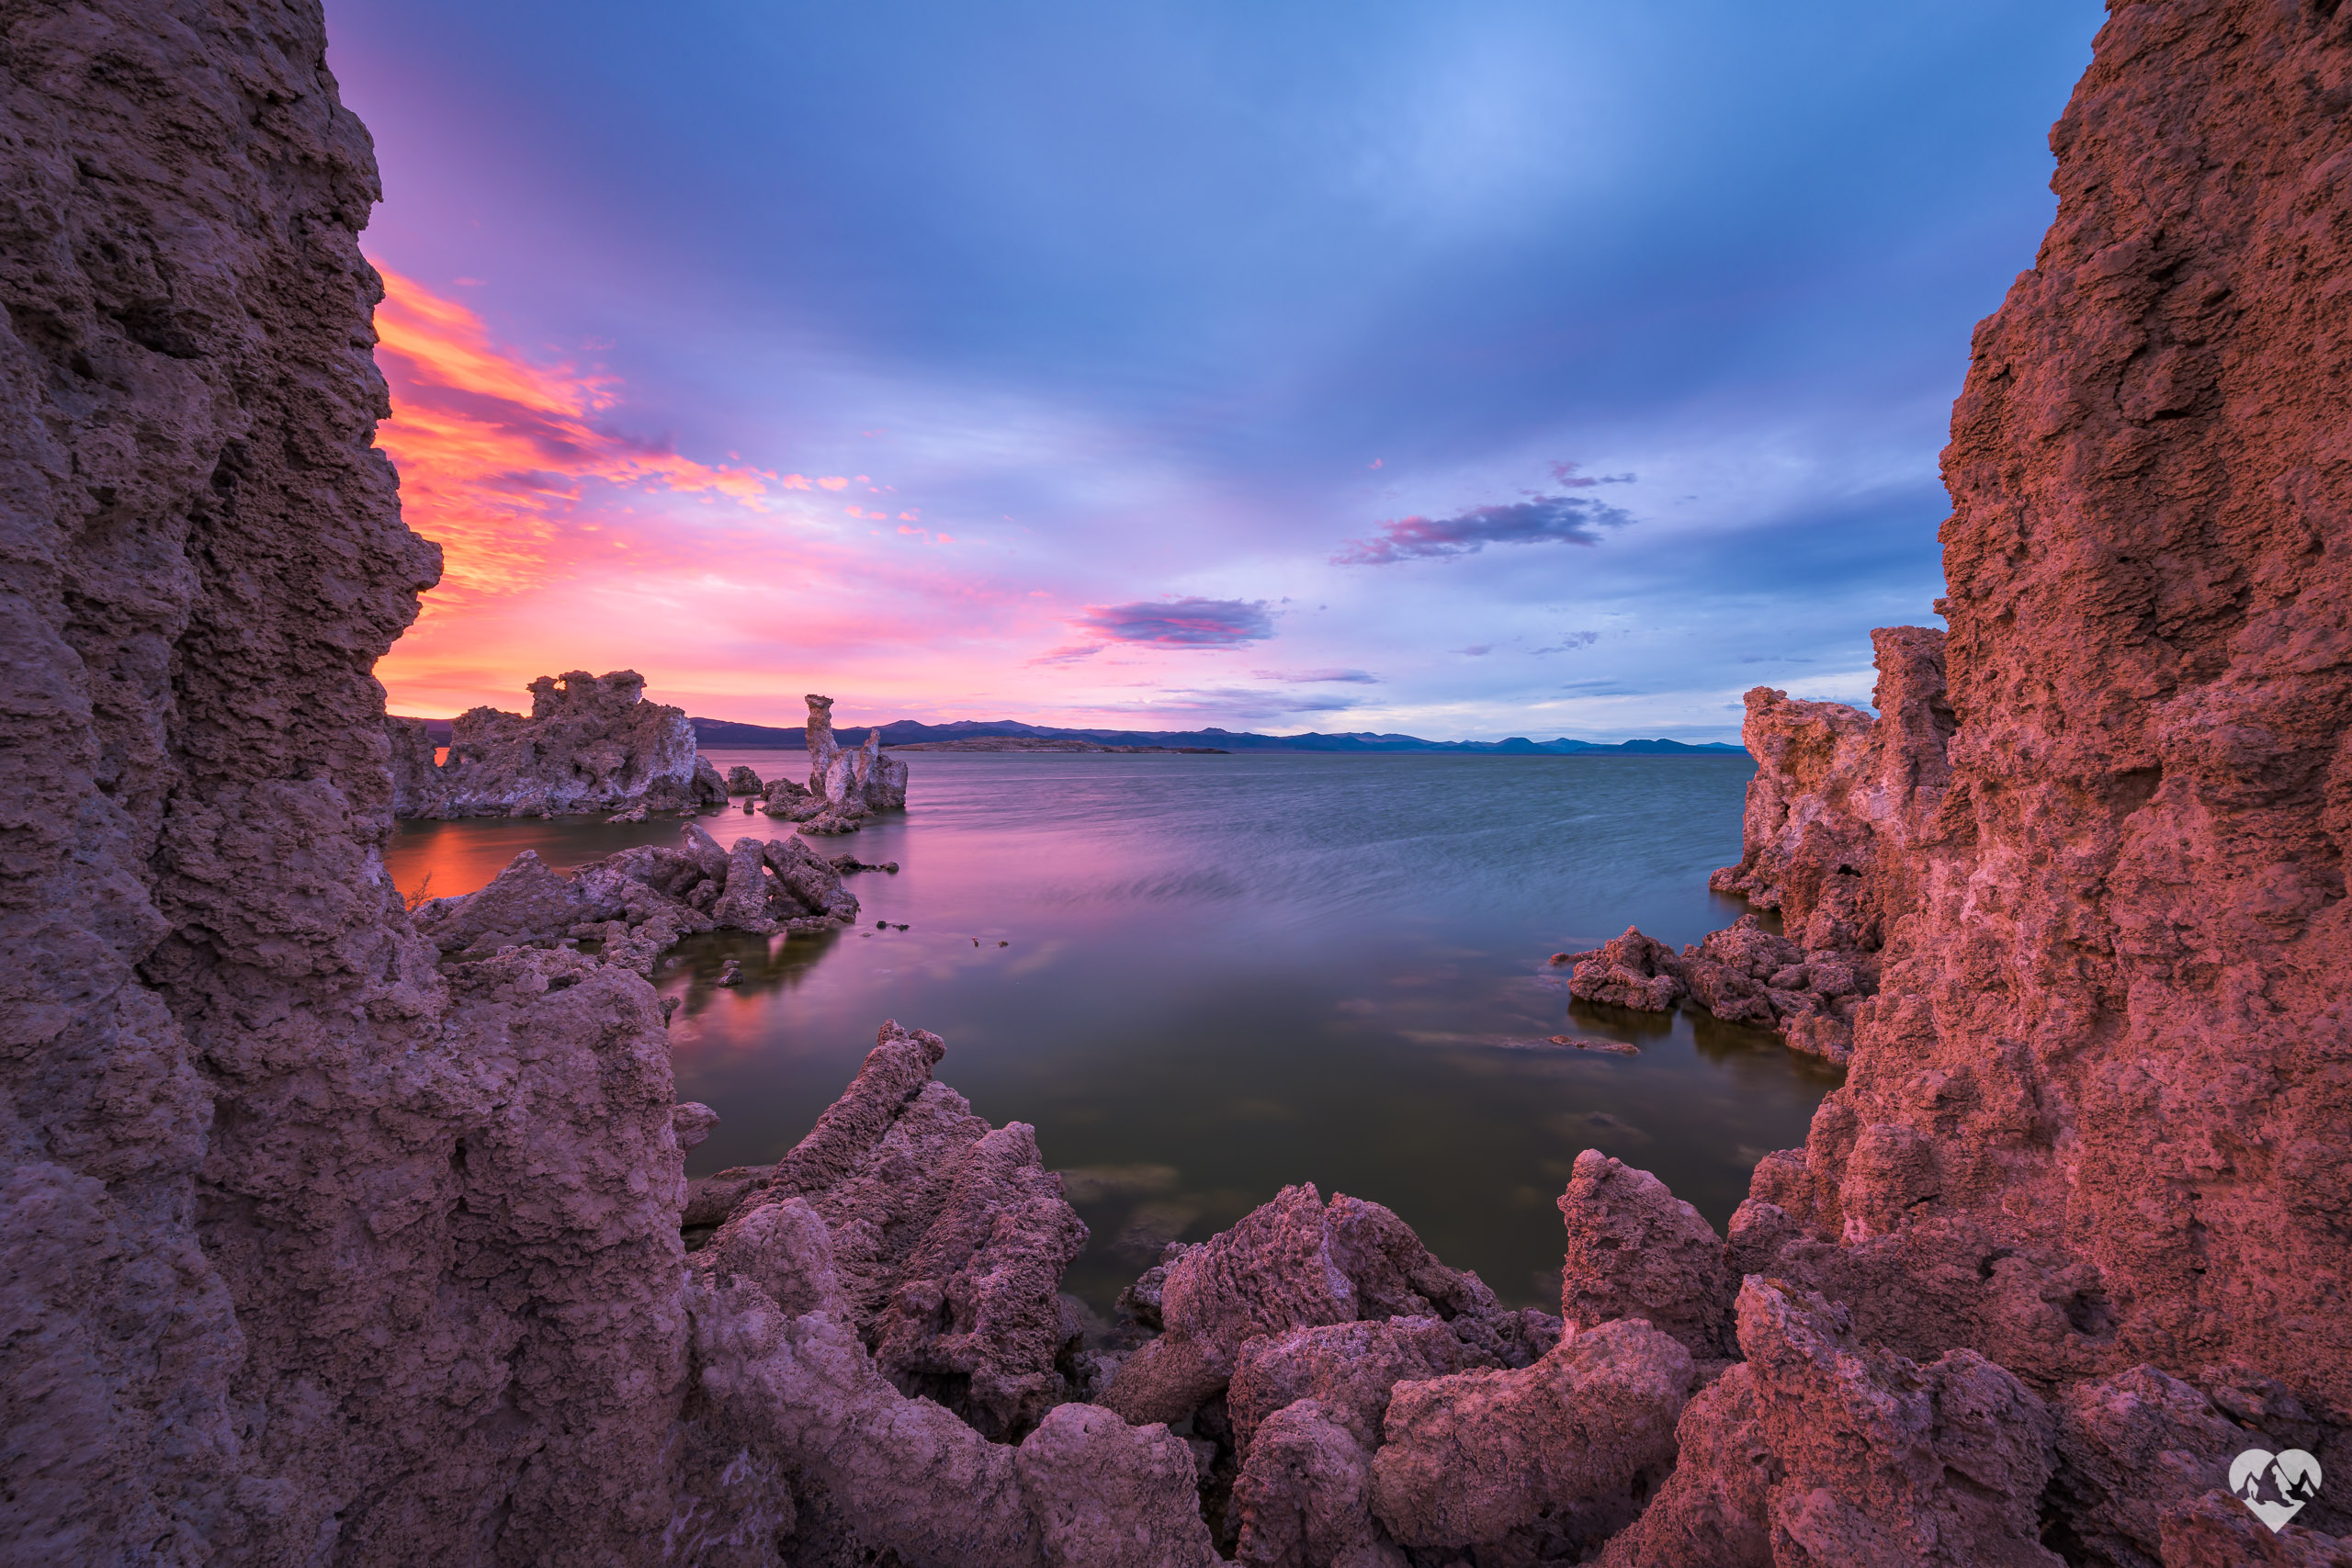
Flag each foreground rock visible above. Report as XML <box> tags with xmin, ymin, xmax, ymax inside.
<box><xmin>1599</xmin><ymin>1280</ymin><xmax>2059</xmax><ymax>1567</ymax></box>
<box><xmin>1102</xmin><ymin>1184</ymin><xmax>1559</xmax><ymax>1428</ymax></box>
<box><xmin>0</xmin><ymin>14</ymin><xmax>699</xmax><ymax>1551</ymax></box>
<box><xmin>1372</xmin><ymin>1318</ymin><xmax>1695</xmax><ymax>1563</ymax></box>
<box><xmin>691</xmin><ymin>1023</ymin><xmax>1090</xmax><ymax>1441</ymax></box>
<box><xmin>390</xmin><ymin>670</ymin><xmax>729</xmax><ymax>818</ymax></box>
<box><xmin>1556</xmin><ymin>1150</ymin><xmax>1734</xmax><ymax>1357</ymax></box>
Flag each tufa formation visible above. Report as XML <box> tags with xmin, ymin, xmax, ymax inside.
<box><xmin>6</xmin><ymin>1</ymin><xmax>2350</xmax><ymax>1565</ymax></box>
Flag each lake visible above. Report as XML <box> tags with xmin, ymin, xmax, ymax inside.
<box><xmin>385</xmin><ymin>749</ymin><xmax>1838</xmax><ymax>1316</ymax></box>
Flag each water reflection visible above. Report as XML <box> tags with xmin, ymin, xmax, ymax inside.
<box><xmin>390</xmin><ymin>749</ymin><xmax>1838</xmax><ymax>1314</ymax></box>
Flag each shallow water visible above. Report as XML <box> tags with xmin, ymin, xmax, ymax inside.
<box><xmin>386</xmin><ymin>750</ymin><xmax>1838</xmax><ymax>1315</ymax></box>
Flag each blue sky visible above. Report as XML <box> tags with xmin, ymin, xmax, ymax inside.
<box><xmin>338</xmin><ymin>0</ymin><xmax>2105</xmax><ymax>739</ymax></box>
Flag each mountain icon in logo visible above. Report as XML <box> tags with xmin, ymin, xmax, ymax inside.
<box><xmin>2231</xmin><ymin>1449</ymin><xmax>2323</xmax><ymax>1533</ymax></box>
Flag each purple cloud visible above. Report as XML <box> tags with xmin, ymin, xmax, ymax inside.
<box><xmin>1095</xmin><ymin>687</ymin><xmax>1363</xmax><ymax>720</ymax></box>
<box><xmin>1251</xmin><ymin>666</ymin><xmax>1380</xmax><ymax>683</ymax></box>
<box><xmin>1547</xmin><ymin>460</ymin><xmax>1637</xmax><ymax>489</ymax></box>
<box><xmin>1074</xmin><ymin>596</ymin><xmax>1275</xmax><ymax>647</ymax></box>
<box><xmin>1028</xmin><ymin>643</ymin><xmax>1103</xmax><ymax>666</ymax></box>
<box><xmin>1333</xmin><ymin>493</ymin><xmax>1634</xmax><ymax>565</ymax></box>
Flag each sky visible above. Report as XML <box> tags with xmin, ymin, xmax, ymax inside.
<box><xmin>334</xmin><ymin>0</ymin><xmax>2107</xmax><ymax>741</ymax></box>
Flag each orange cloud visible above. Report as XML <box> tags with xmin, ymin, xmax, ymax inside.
<box><xmin>369</xmin><ymin>265</ymin><xmax>778</xmax><ymax>605</ymax></box>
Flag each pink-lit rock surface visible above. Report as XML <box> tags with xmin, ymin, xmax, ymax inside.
<box><xmin>1598</xmin><ymin>1280</ymin><xmax>2060</xmax><ymax>1568</ymax></box>
<box><xmin>1741</xmin><ymin>0</ymin><xmax>2352</xmax><ymax>1423</ymax></box>
<box><xmin>1100</xmin><ymin>1183</ymin><xmax>1555</xmax><ymax>1427</ymax></box>
<box><xmin>0</xmin><ymin>6</ymin><xmax>695</xmax><ymax>1556</ymax></box>
<box><xmin>1369</xmin><ymin>1317</ymin><xmax>1696</xmax><ymax>1563</ymax></box>
<box><xmin>1556</xmin><ymin>1149</ymin><xmax>1735</xmax><ymax>1358</ymax></box>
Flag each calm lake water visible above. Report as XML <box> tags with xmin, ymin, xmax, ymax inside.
<box><xmin>386</xmin><ymin>750</ymin><xmax>1838</xmax><ymax>1315</ymax></box>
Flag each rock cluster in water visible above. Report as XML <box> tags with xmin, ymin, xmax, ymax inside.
<box><xmin>760</xmin><ymin>693</ymin><xmax>910</xmax><ymax>833</ymax></box>
<box><xmin>411</xmin><ymin>823</ymin><xmax>859</xmax><ymax>972</ymax></box>
<box><xmin>390</xmin><ymin>669</ymin><xmax>729</xmax><ymax>818</ymax></box>
<box><xmin>11</xmin><ymin>2</ymin><xmax>2352</xmax><ymax>1564</ymax></box>
<box><xmin>1554</xmin><ymin>627</ymin><xmax>1951</xmax><ymax>1063</ymax></box>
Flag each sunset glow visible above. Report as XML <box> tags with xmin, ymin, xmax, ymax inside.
<box><xmin>338</xmin><ymin>1</ymin><xmax>2102</xmax><ymax>738</ymax></box>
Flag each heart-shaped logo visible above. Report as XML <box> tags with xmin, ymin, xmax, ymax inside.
<box><xmin>2231</xmin><ymin>1449</ymin><xmax>2323</xmax><ymax>1532</ymax></box>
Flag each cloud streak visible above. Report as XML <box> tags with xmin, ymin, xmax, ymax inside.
<box><xmin>1072</xmin><ymin>596</ymin><xmax>1276</xmax><ymax>648</ymax></box>
<box><xmin>1332</xmin><ymin>492</ymin><xmax>1634</xmax><ymax>565</ymax></box>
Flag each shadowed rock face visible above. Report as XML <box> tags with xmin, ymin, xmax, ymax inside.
<box><xmin>0</xmin><ymin>6</ymin><xmax>694</xmax><ymax>1559</ymax></box>
<box><xmin>393</xmin><ymin>670</ymin><xmax>719</xmax><ymax>818</ymax></box>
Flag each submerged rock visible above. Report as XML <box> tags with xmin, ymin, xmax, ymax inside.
<box><xmin>1554</xmin><ymin>925</ymin><xmax>1687</xmax><ymax>1011</ymax></box>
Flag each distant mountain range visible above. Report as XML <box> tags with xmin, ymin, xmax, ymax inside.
<box><xmin>686</xmin><ymin>716</ymin><xmax>1747</xmax><ymax>756</ymax></box>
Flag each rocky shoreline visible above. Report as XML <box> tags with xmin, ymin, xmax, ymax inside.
<box><xmin>8</xmin><ymin>2</ymin><xmax>2350</xmax><ymax>1565</ymax></box>
<box><xmin>1550</xmin><ymin>626</ymin><xmax>1953</xmax><ymax>1065</ymax></box>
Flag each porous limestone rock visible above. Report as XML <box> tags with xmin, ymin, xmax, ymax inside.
<box><xmin>1228</xmin><ymin>1315</ymin><xmax>1488</xmax><ymax>1459</ymax></box>
<box><xmin>1677</xmin><ymin>627</ymin><xmax>1951</xmax><ymax>1061</ymax></box>
<box><xmin>1014</xmin><ymin>1402</ymin><xmax>1221</xmax><ymax>1568</ymax></box>
<box><xmin>1368</xmin><ymin>1316</ymin><xmax>1696</xmax><ymax>1564</ymax></box>
<box><xmin>702</xmin><ymin>1023</ymin><xmax>1091</xmax><ymax>1441</ymax></box>
<box><xmin>386</xmin><ymin>713</ymin><xmax>445</xmax><ymax>817</ymax></box>
<box><xmin>396</xmin><ymin>670</ymin><xmax>712</xmax><ymax>818</ymax></box>
<box><xmin>1101</xmin><ymin>1183</ymin><xmax>1555</xmax><ymax>1427</ymax></box>
<box><xmin>1598</xmin><ymin>1280</ymin><xmax>2058</xmax><ymax>1567</ymax></box>
<box><xmin>24</xmin><ymin>1</ymin><xmax>2352</xmax><ymax>1561</ymax></box>
<box><xmin>1676</xmin><ymin>912</ymin><xmax>1869</xmax><ymax>1062</ymax></box>
<box><xmin>1556</xmin><ymin>1149</ymin><xmax>1735</xmax><ymax>1358</ymax></box>
<box><xmin>725</xmin><ymin>763</ymin><xmax>765</xmax><ymax>796</ymax></box>
<box><xmin>1554</xmin><ymin>925</ymin><xmax>1686</xmax><ymax>1012</ymax></box>
<box><xmin>2040</xmin><ymin>1361</ymin><xmax>2352</xmax><ymax>1566</ymax></box>
<box><xmin>1232</xmin><ymin>1400</ymin><xmax>1406</xmax><ymax>1568</ymax></box>
<box><xmin>1709</xmin><ymin>626</ymin><xmax>1953</xmax><ymax>959</ymax></box>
